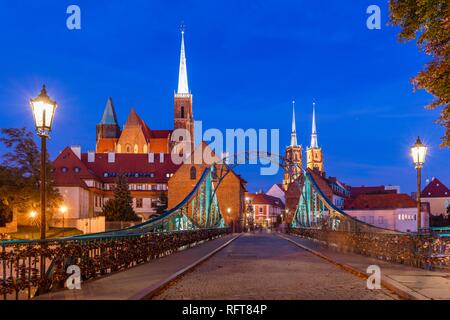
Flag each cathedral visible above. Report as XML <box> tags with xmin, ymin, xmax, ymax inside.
<box><xmin>283</xmin><ymin>101</ymin><xmax>324</xmax><ymax>190</ymax></box>
<box><xmin>95</xmin><ymin>29</ymin><xmax>194</xmax><ymax>156</ymax></box>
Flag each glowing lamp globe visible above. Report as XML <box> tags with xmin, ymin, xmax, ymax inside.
<box><xmin>29</xmin><ymin>85</ymin><xmax>57</xmax><ymax>136</ymax></box>
<box><xmin>410</xmin><ymin>137</ymin><xmax>427</xmax><ymax>169</ymax></box>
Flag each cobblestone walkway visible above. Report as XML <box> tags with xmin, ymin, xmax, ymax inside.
<box><xmin>154</xmin><ymin>232</ymin><xmax>398</xmax><ymax>300</ymax></box>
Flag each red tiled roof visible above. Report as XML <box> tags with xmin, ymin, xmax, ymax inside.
<box><xmin>53</xmin><ymin>147</ymin><xmax>97</xmax><ymax>188</ymax></box>
<box><xmin>344</xmin><ymin>193</ymin><xmax>416</xmax><ymax>210</ymax></box>
<box><xmin>124</xmin><ymin>107</ymin><xmax>170</xmax><ymax>142</ymax></box>
<box><xmin>53</xmin><ymin>147</ymin><xmax>181</xmax><ymax>187</ymax></box>
<box><xmin>149</xmin><ymin>130</ymin><xmax>172</xmax><ymax>139</ymax></box>
<box><xmin>421</xmin><ymin>178</ymin><xmax>450</xmax><ymax>198</ymax></box>
<box><xmin>247</xmin><ymin>193</ymin><xmax>285</xmax><ymax>209</ymax></box>
<box><xmin>349</xmin><ymin>186</ymin><xmax>396</xmax><ymax>198</ymax></box>
<box><xmin>307</xmin><ymin>169</ymin><xmax>333</xmax><ymax>200</ymax></box>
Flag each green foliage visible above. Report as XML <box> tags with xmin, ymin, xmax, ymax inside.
<box><xmin>389</xmin><ymin>0</ymin><xmax>450</xmax><ymax>146</ymax></box>
<box><xmin>0</xmin><ymin>128</ymin><xmax>61</xmax><ymax>223</ymax></box>
<box><xmin>102</xmin><ymin>174</ymin><xmax>140</xmax><ymax>221</ymax></box>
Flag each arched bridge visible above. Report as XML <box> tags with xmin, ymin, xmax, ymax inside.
<box><xmin>1</xmin><ymin>153</ymin><xmax>449</xmax><ymax>300</ymax></box>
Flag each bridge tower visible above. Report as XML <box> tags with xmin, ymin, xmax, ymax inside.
<box><xmin>172</xmin><ymin>28</ymin><xmax>195</xmax><ymax>156</ymax></box>
<box><xmin>306</xmin><ymin>102</ymin><xmax>324</xmax><ymax>173</ymax></box>
<box><xmin>283</xmin><ymin>100</ymin><xmax>303</xmax><ymax>191</ymax></box>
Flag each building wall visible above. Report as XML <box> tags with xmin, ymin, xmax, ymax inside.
<box><xmin>168</xmin><ymin>162</ymin><xmax>244</xmax><ymax>229</ymax></box>
<box><xmin>117</xmin><ymin>126</ymin><xmax>148</xmax><ymax>154</ymax></box>
<box><xmin>251</xmin><ymin>204</ymin><xmax>282</xmax><ymax>226</ymax></box>
<box><xmin>306</xmin><ymin>147</ymin><xmax>324</xmax><ymax>173</ymax></box>
<box><xmin>266</xmin><ymin>185</ymin><xmax>285</xmax><ymax>204</ymax></box>
<box><xmin>422</xmin><ymin>197</ymin><xmax>450</xmax><ymax>216</ymax></box>
<box><xmin>57</xmin><ymin>186</ymin><xmax>89</xmax><ymax>219</ymax></box>
<box><xmin>345</xmin><ymin>208</ymin><xmax>429</xmax><ymax>233</ymax></box>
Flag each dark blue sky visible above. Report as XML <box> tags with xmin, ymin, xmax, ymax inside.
<box><xmin>0</xmin><ymin>0</ymin><xmax>448</xmax><ymax>193</ymax></box>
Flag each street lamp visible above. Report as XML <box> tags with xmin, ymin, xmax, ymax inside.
<box><xmin>30</xmin><ymin>85</ymin><xmax>57</xmax><ymax>240</ymax></box>
<box><xmin>410</xmin><ymin>136</ymin><xmax>427</xmax><ymax>234</ymax></box>
<box><xmin>29</xmin><ymin>211</ymin><xmax>38</xmax><ymax>239</ymax></box>
<box><xmin>59</xmin><ymin>205</ymin><xmax>68</xmax><ymax>237</ymax></box>
<box><xmin>226</xmin><ymin>208</ymin><xmax>233</xmax><ymax>232</ymax></box>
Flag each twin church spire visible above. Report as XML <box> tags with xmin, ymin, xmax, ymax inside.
<box><xmin>289</xmin><ymin>101</ymin><xmax>319</xmax><ymax>149</ymax></box>
<box><xmin>284</xmin><ymin>100</ymin><xmax>324</xmax><ymax>183</ymax></box>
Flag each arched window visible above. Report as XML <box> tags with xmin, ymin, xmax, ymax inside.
<box><xmin>117</xmin><ymin>144</ymin><xmax>122</xmax><ymax>153</ymax></box>
<box><xmin>181</xmin><ymin>106</ymin><xmax>185</xmax><ymax>118</ymax></box>
<box><xmin>134</xmin><ymin>144</ymin><xmax>138</xmax><ymax>153</ymax></box>
<box><xmin>126</xmin><ymin>144</ymin><xmax>131</xmax><ymax>153</ymax></box>
<box><xmin>190</xmin><ymin>166</ymin><xmax>196</xmax><ymax>180</ymax></box>
<box><xmin>143</xmin><ymin>144</ymin><xmax>148</xmax><ymax>153</ymax></box>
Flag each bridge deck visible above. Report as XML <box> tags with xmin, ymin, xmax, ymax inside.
<box><xmin>35</xmin><ymin>232</ymin><xmax>450</xmax><ymax>300</ymax></box>
<box><xmin>153</xmin><ymin>232</ymin><xmax>397</xmax><ymax>300</ymax></box>
<box><xmin>281</xmin><ymin>234</ymin><xmax>450</xmax><ymax>300</ymax></box>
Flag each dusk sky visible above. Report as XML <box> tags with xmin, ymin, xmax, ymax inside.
<box><xmin>0</xmin><ymin>0</ymin><xmax>448</xmax><ymax>193</ymax></box>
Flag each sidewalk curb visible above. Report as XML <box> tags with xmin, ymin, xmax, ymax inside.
<box><xmin>278</xmin><ymin>234</ymin><xmax>431</xmax><ymax>301</ymax></box>
<box><xmin>128</xmin><ymin>234</ymin><xmax>241</xmax><ymax>300</ymax></box>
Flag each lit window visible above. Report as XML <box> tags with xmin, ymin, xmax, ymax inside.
<box><xmin>136</xmin><ymin>198</ymin><xmax>143</xmax><ymax>208</ymax></box>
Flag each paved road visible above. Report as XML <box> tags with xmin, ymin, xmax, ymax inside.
<box><xmin>154</xmin><ymin>232</ymin><xmax>397</xmax><ymax>300</ymax></box>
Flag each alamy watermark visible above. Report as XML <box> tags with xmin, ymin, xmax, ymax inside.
<box><xmin>170</xmin><ymin>121</ymin><xmax>280</xmax><ymax>176</ymax></box>
<box><xmin>366</xmin><ymin>265</ymin><xmax>381</xmax><ymax>289</ymax></box>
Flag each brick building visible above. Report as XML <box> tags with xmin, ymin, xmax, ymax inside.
<box><xmin>96</xmin><ymin>30</ymin><xmax>194</xmax><ymax>155</ymax></box>
<box><xmin>246</xmin><ymin>193</ymin><xmax>284</xmax><ymax>227</ymax></box>
<box><xmin>168</xmin><ymin>142</ymin><xmax>247</xmax><ymax>231</ymax></box>
<box><xmin>52</xmin><ymin>31</ymin><xmax>246</xmax><ymax>232</ymax></box>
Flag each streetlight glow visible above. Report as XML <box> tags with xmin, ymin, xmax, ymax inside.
<box><xmin>59</xmin><ymin>205</ymin><xmax>68</xmax><ymax>214</ymax></box>
<box><xmin>30</xmin><ymin>85</ymin><xmax>57</xmax><ymax>136</ymax></box>
<box><xmin>29</xmin><ymin>210</ymin><xmax>37</xmax><ymax>219</ymax></box>
<box><xmin>410</xmin><ymin>136</ymin><xmax>427</xmax><ymax>169</ymax></box>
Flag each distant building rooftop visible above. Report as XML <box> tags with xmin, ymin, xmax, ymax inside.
<box><xmin>421</xmin><ymin>178</ymin><xmax>450</xmax><ymax>198</ymax></box>
<box><xmin>344</xmin><ymin>193</ymin><xmax>416</xmax><ymax>210</ymax></box>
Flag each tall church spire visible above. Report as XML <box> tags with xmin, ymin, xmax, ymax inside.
<box><xmin>310</xmin><ymin>101</ymin><xmax>318</xmax><ymax>148</ymax></box>
<box><xmin>290</xmin><ymin>100</ymin><xmax>298</xmax><ymax>146</ymax></box>
<box><xmin>177</xmin><ymin>28</ymin><xmax>189</xmax><ymax>95</ymax></box>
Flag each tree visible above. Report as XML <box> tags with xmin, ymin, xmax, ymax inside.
<box><xmin>102</xmin><ymin>174</ymin><xmax>140</xmax><ymax>221</ymax></box>
<box><xmin>389</xmin><ymin>0</ymin><xmax>450</xmax><ymax>146</ymax></box>
<box><xmin>0</xmin><ymin>128</ymin><xmax>61</xmax><ymax>223</ymax></box>
<box><xmin>0</xmin><ymin>199</ymin><xmax>13</xmax><ymax>227</ymax></box>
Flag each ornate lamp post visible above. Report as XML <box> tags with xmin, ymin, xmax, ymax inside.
<box><xmin>410</xmin><ymin>137</ymin><xmax>427</xmax><ymax>234</ymax></box>
<box><xmin>30</xmin><ymin>85</ymin><xmax>57</xmax><ymax>240</ymax></box>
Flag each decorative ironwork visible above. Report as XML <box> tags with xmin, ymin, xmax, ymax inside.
<box><xmin>1</xmin><ymin>228</ymin><xmax>230</xmax><ymax>300</ymax></box>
